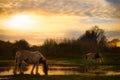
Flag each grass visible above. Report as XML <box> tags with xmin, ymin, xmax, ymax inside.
<box><xmin>0</xmin><ymin>75</ymin><xmax>120</xmax><ymax>80</ymax></box>
<box><xmin>103</xmin><ymin>65</ymin><xmax>120</xmax><ymax>72</ymax></box>
<box><xmin>1</xmin><ymin>52</ymin><xmax>120</xmax><ymax>65</ymax></box>
<box><xmin>47</xmin><ymin>57</ymin><xmax>98</xmax><ymax>65</ymax></box>
<box><xmin>1</xmin><ymin>56</ymin><xmax>120</xmax><ymax>71</ymax></box>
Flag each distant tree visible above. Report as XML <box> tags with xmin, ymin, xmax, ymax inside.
<box><xmin>14</xmin><ymin>39</ymin><xmax>30</xmax><ymax>50</ymax></box>
<box><xmin>78</xmin><ymin>26</ymin><xmax>106</xmax><ymax>52</ymax></box>
<box><xmin>0</xmin><ymin>40</ymin><xmax>15</xmax><ymax>59</ymax></box>
<box><xmin>0</xmin><ymin>40</ymin><xmax>6</xmax><ymax>56</ymax></box>
<box><xmin>40</xmin><ymin>39</ymin><xmax>57</xmax><ymax>54</ymax></box>
<box><xmin>30</xmin><ymin>45</ymin><xmax>40</xmax><ymax>51</ymax></box>
<box><xmin>43</xmin><ymin>39</ymin><xmax>57</xmax><ymax>47</ymax></box>
<box><xmin>107</xmin><ymin>39</ymin><xmax>120</xmax><ymax>48</ymax></box>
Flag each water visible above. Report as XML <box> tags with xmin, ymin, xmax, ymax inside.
<box><xmin>0</xmin><ymin>64</ymin><xmax>120</xmax><ymax>76</ymax></box>
<box><xmin>0</xmin><ymin>65</ymin><xmax>83</xmax><ymax>76</ymax></box>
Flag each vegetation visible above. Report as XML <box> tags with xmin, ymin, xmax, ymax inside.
<box><xmin>0</xmin><ymin>26</ymin><xmax>120</xmax><ymax>59</ymax></box>
<box><xmin>0</xmin><ymin>25</ymin><xmax>120</xmax><ymax>79</ymax></box>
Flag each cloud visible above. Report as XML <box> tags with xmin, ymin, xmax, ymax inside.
<box><xmin>0</xmin><ymin>29</ymin><xmax>66</xmax><ymax>45</ymax></box>
<box><xmin>65</xmin><ymin>30</ymin><xmax>82</xmax><ymax>39</ymax></box>
<box><xmin>0</xmin><ymin>0</ymin><xmax>120</xmax><ymax>19</ymax></box>
<box><xmin>106</xmin><ymin>0</ymin><xmax>120</xmax><ymax>6</ymax></box>
<box><xmin>106</xmin><ymin>0</ymin><xmax>120</xmax><ymax>18</ymax></box>
<box><xmin>105</xmin><ymin>31</ymin><xmax>120</xmax><ymax>39</ymax></box>
<box><xmin>84</xmin><ymin>17</ymin><xmax>117</xmax><ymax>24</ymax></box>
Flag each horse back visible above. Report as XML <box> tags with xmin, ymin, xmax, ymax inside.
<box><xmin>15</xmin><ymin>50</ymin><xmax>44</xmax><ymax>64</ymax></box>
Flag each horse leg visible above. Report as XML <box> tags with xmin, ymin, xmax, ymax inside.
<box><xmin>31</xmin><ymin>64</ymin><xmax>35</xmax><ymax>75</ymax></box>
<box><xmin>19</xmin><ymin>61</ymin><xmax>23</xmax><ymax>74</ymax></box>
<box><xmin>36</xmin><ymin>63</ymin><xmax>40</xmax><ymax>75</ymax></box>
<box><xmin>99</xmin><ymin>58</ymin><xmax>103</xmax><ymax>64</ymax></box>
<box><xmin>13</xmin><ymin>59</ymin><xmax>18</xmax><ymax>75</ymax></box>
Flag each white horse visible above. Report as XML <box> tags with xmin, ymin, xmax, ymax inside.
<box><xmin>85</xmin><ymin>52</ymin><xmax>103</xmax><ymax>64</ymax></box>
<box><xmin>13</xmin><ymin>50</ymin><xmax>48</xmax><ymax>75</ymax></box>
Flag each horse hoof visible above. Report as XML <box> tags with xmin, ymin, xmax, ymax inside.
<box><xmin>31</xmin><ymin>72</ymin><xmax>34</xmax><ymax>75</ymax></box>
<box><xmin>13</xmin><ymin>73</ymin><xmax>17</xmax><ymax>75</ymax></box>
<box><xmin>36</xmin><ymin>73</ymin><xmax>40</xmax><ymax>75</ymax></box>
<box><xmin>45</xmin><ymin>73</ymin><xmax>48</xmax><ymax>76</ymax></box>
<box><xmin>20</xmin><ymin>72</ymin><xmax>24</xmax><ymax>75</ymax></box>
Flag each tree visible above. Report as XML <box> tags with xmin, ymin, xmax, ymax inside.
<box><xmin>14</xmin><ymin>39</ymin><xmax>30</xmax><ymax>50</ymax></box>
<box><xmin>30</xmin><ymin>45</ymin><xmax>40</xmax><ymax>51</ymax></box>
<box><xmin>107</xmin><ymin>39</ymin><xmax>120</xmax><ymax>48</ymax></box>
<box><xmin>43</xmin><ymin>39</ymin><xmax>57</xmax><ymax>47</ymax></box>
<box><xmin>78</xmin><ymin>26</ymin><xmax>106</xmax><ymax>52</ymax></box>
<box><xmin>40</xmin><ymin>39</ymin><xmax>57</xmax><ymax>54</ymax></box>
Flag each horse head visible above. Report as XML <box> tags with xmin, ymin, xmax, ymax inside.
<box><xmin>39</xmin><ymin>57</ymin><xmax>48</xmax><ymax>75</ymax></box>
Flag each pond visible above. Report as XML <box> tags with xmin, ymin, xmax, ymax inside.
<box><xmin>0</xmin><ymin>64</ymin><xmax>99</xmax><ymax>76</ymax></box>
<box><xmin>0</xmin><ymin>64</ymin><xmax>120</xmax><ymax>76</ymax></box>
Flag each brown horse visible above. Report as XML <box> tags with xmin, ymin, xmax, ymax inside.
<box><xmin>13</xmin><ymin>50</ymin><xmax>48</xmax><ymax>75</ymax></box>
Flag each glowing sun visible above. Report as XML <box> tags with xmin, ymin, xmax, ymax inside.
<box><xmin>5</xmin><ymin>14</ymin><xmax>34</xmax><ymax>30</ymax></box>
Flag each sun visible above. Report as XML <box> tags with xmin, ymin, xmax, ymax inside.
<box><xmin>2</xmin><ymin>14</ymin><xmax>48</xmax><ymax>32</ymax></box>
<box><xmin>5</xmin><ymin>14</ymin><xmax>34</xmax><ymax>30</ymax></box>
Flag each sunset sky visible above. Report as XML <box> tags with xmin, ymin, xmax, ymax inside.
<box><xmin>0</xmin><ymin>0</ymin><xmax>120</xmax><ymax>45</ymax></box>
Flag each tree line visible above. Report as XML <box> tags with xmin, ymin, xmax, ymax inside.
<box><xmin>0</xmin><ymin>26</ymin><xmax>120</xmax><ymax>59</ymax></box>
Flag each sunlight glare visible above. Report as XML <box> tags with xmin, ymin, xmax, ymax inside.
<box><xmin>5</xmin><ymin>14</ymin><xmax>34</xmax><ymax>30</ymax></box>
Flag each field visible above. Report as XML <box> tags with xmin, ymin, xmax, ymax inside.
<box><xmin>0</xmin><ymin>53</ymin><xmax>120</xmax><ymax>80</ymax></box>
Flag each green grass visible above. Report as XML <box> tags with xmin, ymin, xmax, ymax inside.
<box><xmin>47</xmin><ymin>57</ymin><xmax>97</xmax><ymax>65</ymax></box>
<box><xmin>1</xmin><ymin>52</ymin><xmax>120</xmax><ymax>65</ymax></box>
<box><xmin>0</xmin><ymin>75</ymin><xmax>120</xmax><ymax>80</ymax></box>
<box><xmin>103</xmin><ymin>65</ymin><xmax>120</xmax><ymax>72</ymax></box>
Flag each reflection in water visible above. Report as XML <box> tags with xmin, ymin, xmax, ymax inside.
<box><xmin>0</xmin><ymin>65</ymin><xmax>120</xmax><ymax>76</ymax></box>
<box><xmin>106</xmin><ymin>71</ymin><xmax>120</xmax><ymax>75</ymax></box>
<box><xmin>0</xmin><ymin>65</ymin><xmax>81</xmax><ymax>76</ymax></box>
<box><xmin>49</xmin><ymin>65</ymin><xmax>80</xmax><ymax>75</ymax></box>
<box><xmin>0</xmin><ymin>67</ymin><xmax>13</xmax><ymax>76</ymax></box>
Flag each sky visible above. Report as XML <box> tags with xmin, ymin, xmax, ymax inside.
<box><xmin>0</xmin><ymin>0</ymin><xmax>120</xmax><ymax>45</ymax></box>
